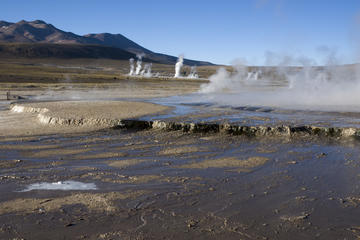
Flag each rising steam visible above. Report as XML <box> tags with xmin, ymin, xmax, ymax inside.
<box><xmin>135</xmin><ymin>53</ymin><xmax>145</xmax><ymax>75</ymax></box>
<box><xmin>129</xmin><ymin>58</ymin><xmax>135</xmax><ymax>75</ymax></box>
<box><xmin>199</xmin><ymin>52</ymin><xmax>360</xmax><ymax>112</ymax></box>
<box><xmin>129</xmin><ymin>53</ymin><xmax>153</xmax><ymax>77</ymax></box>
<box><xmin>188</xmin><ymin>66</ymin><xmax>199</xmax><ymax>79</ymax></box>
<box><xmin>174</xmin><ymin>55</ymin><xmax>184</xmax><ymax>78</ymax></box>
<box><xmin>141</xmin><ymin>63</ymin><xmax>152</xmax><ymax>77</ymax></box>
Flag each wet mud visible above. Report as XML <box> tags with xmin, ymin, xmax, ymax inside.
<box><xmin>1</xmin><ymin>128</ymin><xmax>360</xmax><ymax>239</ymax></box>
<box><xmin>3</xmin><ymin>92</ymin><xmax>360</xmax><ymax>239</ymax></box>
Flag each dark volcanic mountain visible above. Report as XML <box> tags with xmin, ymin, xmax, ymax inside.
<box><xmin>0</xmin><ymin>20</ymin><xmax>213</xmax><ymax>66</ymax></box>
<box><xmin>84</xmin><ymin>33</ymin><xmax>150</xmax><ymax>54</ymax></box>
<box><xmin>0</xmin><ymin>20</ymin><xmax>89</xmax><ymax>44</ymax></box>
<box><xmin>0</xmin><ymin>43</ymin><xmax>137</xmax><ymax>60</ymax></box>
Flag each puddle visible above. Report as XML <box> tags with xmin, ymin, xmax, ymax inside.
<box><xmin>20</xmin><ymin>180</ymin><xmax>97</xmax><ymax>191</ymax></box>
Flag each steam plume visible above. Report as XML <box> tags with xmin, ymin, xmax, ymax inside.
<box><xmin>141</xmin><ymin>63</ymin><xmax>152</xmax><ymax>77</ymax></box>
<box><xmin>188</xmin><ymin>66</ymin><xmax>199</xmax><ymax>78</ymax></box>
<box><xmin>129</xmin><ymin>58</ymin><xmax>135</xmax><ymax>75</ymax></box>
<box><xmin>135</xmin><ymin>53</ymin><xmax>145</xmax><ymax>75</ymax></box>
<box><xmin>199</xmin><ymin>52</ymin><xmax>360</xmax><ymax>112</ymax></box>
<box><xmin>174</xmin><ymin>55</ymin><xmax>184</xmax><ymax>78</ymax></box>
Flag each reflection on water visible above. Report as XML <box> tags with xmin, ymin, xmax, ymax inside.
<box><xmin>148</xmin><ymin>94</ymin><xmax>360</xmax><ymax>128</ymax></box>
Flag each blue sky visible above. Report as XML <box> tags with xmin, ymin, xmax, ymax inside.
<box><xmin>2</xmin><ymin>0</ymin><xmax>360</xmax><ymax>65</ymax></box>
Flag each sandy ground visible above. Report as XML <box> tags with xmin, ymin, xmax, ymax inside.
<box><xmin>11</xmin><ymin>101</ymin><xmax>169</xmax><ymax>120</ymax></box>
<box><xmin>0</xmin><ymin>100</ymin><xmax>169</xmax><ymax>137</ymax></box>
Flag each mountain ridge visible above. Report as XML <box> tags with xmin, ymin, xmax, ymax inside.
<box><xmin>0</xmin><ymin>20</ymin><xmax>213</xmax><ymax>66</ymax></box>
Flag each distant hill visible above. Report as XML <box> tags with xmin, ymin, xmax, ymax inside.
<box><xmin>0</xmin><ymin>20</ymin><xmax>213</xmax><ymax>66</ymax></box>
<box><xmin>84</xmin><ymin>33</ymin><xmax>150</xmax><ymax>55</ymax></box>
<box><xmin>0</xmin><ymin>43</ymin><xmax>140</xmax><ymax>60</ymax></box>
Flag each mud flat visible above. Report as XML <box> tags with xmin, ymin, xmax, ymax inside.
<box><xmin>11</xmin><ymin>101</ymin><xmax>169</xmax><ymax>126</ymax></box>
<box><xmin>1</xmin><ymin>127</ymin><xmax>360</xmax><ymax>239</ymax></box>
<box><xmin>177</xmin><ymin>156</ymin><xmax>269</xmax><ymax>170</ymax></box>
<box><xmin>2</xmin><ymin>90</ymin><xmax>360</xmax><ymax>238</ymax></box>
<box><xmin>0</xmin><ymin>101</ymin><xmax>169</xmax><ymax>137</ymax></box>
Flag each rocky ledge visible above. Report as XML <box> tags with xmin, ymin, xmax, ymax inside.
<box><xmin>10</xmin><ymin>103</ymin><xmax>360</xmax><ymax>138</ymax></box>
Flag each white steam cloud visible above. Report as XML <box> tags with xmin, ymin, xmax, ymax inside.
<box><xmin>188</xmin><ymin>66</ymin><xmax>199</xmax><ymax>79</ymax></box>
<box><xmin>129</xmin><ymin>53</ymin><xmax>151</xmax><ymax>77</ymax></box>
<box><xmin>141</xmin><ymin>63</ymin><xmax>152</xmax><ymax>77</ymax></box>
<box><xmin>135</xmin><ymin>53</ymin><xmax>145</xmax><ymax>75</ymax></box>
<box><xmin>199</xmin><ymin>51</ymin><xmax>360</xmax><ymax>112</ymax></box>
<box><xmin>174</xmin><ymin>55</ymin><xmax>184</xmax><ymax>78</ymax></box>
<box><xmin>129</xmin><ymin>58</ymin><xmax>135</xmax><ymax>75</ymax></box>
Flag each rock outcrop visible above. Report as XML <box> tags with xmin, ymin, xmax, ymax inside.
<box><xmin>10</xmin><ymin>102</ymin><xmax>360</xmax><ymax>139</ymax></box>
